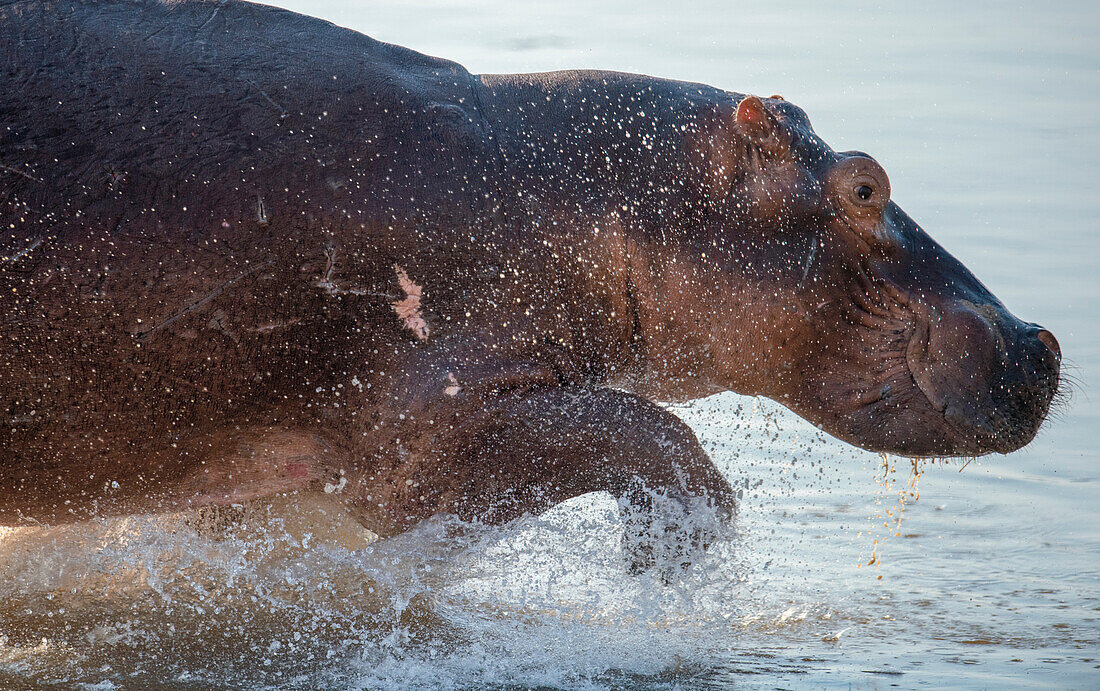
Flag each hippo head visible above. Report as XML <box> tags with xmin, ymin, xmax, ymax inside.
<box><xmin>661</xmin><ymin>94</ymin><xmax>1061</xmax><ymax>456</ymax></box>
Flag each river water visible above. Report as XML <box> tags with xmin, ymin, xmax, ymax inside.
<box><xmin>1</xmin><ymin>0</ymin><xmax>1097</xmax><ymax>688</ymax></box>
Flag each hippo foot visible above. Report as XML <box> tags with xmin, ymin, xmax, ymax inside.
<box><xmin>619</xmin><ymin>487</ymin><xmax>729</xmax><ymax>582</ymax></box>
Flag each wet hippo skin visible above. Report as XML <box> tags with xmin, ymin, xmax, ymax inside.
<box><xmin>0</xmin><ymin>0</ymin><xmax>1061</xmax><ymax>571</ymax></box>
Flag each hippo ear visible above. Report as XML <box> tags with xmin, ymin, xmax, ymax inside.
<box><xmin>691</xmin><ymin>96</ymin><xmax>786</xmax><ymax>204</ymax></box>
<box><xmin>734</xmin><ymin>95</ymin><xmax>779</xmax><ymax>142</ymax></box>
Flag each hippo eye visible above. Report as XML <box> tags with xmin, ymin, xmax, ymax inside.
<box><xmin>832</xmin><ymin>155</ymin><xmax>891</xmax><ymax>218</ymax></box>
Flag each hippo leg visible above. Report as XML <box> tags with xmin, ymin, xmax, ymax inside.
<box><xmin>0</xmin><ymin>426</ymin><xmax>338</xmax><ymax>525</ymax></box>
<box><xmin>425</xmin><ymin>387</ymin><xmax>736</xmax><ymax>575</ymax></box>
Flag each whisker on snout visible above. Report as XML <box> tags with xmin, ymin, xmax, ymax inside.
<box><xmin>1046</xmin><ymin>359</ymin><xmax>1079</xmax><ymax>420</ymax></box>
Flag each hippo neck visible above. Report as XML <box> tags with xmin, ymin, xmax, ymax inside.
<box><xmin>475</xmin><ymin>70</ymin><xmax>724</xmax><ymax>218</ymax></box>
<box><xmin>472</xmin><ymin>71</ymin><xmax>736</xmax><ymax>400</ymax></box>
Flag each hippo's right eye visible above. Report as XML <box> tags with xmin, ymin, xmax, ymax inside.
<box><xmin>830</xmin><ymin>154</ymin><xmax>891</xmax><ymax>223</ymax></box>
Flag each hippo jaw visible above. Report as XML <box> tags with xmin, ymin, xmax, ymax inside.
<box><xmin>808</xmin><ymin>334</ymin><xmax>1061</xmax><ymax>458</ymax></box>
<box><xmin>803</xmin><ymin>312</ymin><xmax>1060</xmax><ymax>459</ymax></box>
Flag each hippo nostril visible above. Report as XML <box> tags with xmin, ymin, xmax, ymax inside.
<box><xmin>1036</xmin><ymin>330</ymin><xmax>1061</xmax><ymax>362</ymax></box>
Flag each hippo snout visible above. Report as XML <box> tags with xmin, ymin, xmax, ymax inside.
<box><xmin>906</xmin><ymin>299</ymin><xmax>1061</xmax><ymax>454</ymax></box>
<box><xmin>987</xmin><ymin>321</ymin><xmax>1061</xmax><ymax>452</ymax></box>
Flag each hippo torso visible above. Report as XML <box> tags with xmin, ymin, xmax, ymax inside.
<box><xmin>1</xmin><ymin>0</ymin><xmax>725</xmax><ymax>529</ymax></box>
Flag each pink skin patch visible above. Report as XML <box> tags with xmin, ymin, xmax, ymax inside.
<box><xmin>392</xmin><ymin>265</ymin><xmax>430</xmax><ymax>341</ymax></box>
<box><xmin>444</xmin><ymin>372</ymin><xmax>461</xmax><ymax>397</ymax></box>
<box><xmin>283</xmin><ymin>462</ymin><xmax>311</xmax><ymax>480</ymax></box>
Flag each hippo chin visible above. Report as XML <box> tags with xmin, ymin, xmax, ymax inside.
<box><xmin>0</xmin><ymin>1</ymin><xmax>1060</xmax><ymax>569</ymax></box>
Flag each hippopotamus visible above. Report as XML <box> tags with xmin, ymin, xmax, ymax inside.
<box><xmin>0</xmin><ymin>0</ymin><xmax>1061</xmax><ymax>569</ymax></box>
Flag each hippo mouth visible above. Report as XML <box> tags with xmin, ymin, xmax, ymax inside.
<box><xmin>858</xmin><ymin>315</ymin><xmax>1058</xmax><ymax>459</ymax></box>
<box><xmin>834</xmin><ymin>337</ymin><xmax>1051</xmax><ymax>458</ymax></box>
<box><xmin>820</xmin><ymin>268</ymin><xmax>1061</xmax><ymax>458</ymax></box>
<box><xmin>904</xmin><ymin>329</ymin><xmax>1060</xmax><ymax>456</ymax></box>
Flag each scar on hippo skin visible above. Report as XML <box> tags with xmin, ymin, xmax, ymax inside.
<box><xmin>104</xmin><ymin>167</ymin><xmax>127</xmax><ymax>190</ymax></box>
<box><xmin>799</xmin><ymin>234</ymin><xmax>821</xmax><ymax>287</ymax></box>
<box><xmin>444</xmin><ymin>372</ymin><xmax>462</xmax><ymax>397</ymax></box>
<box><xmin>0</xmin><ymin>161</ymin><xmax>43</xmax><ymax>183</ymax></box>
<box><xmin>248</xmin><ymin>319</ymin><xmax>301</xmax><ymax>334</ymax></box>
<box><xmin>2</xmin><ymin>236</ymin><xmax>43</xmax><ymax>263</ymax></box>
<box><xmin>133</xmin><ymin>259</ymin><xmax>274</xmax><ymax>341</ymax></box>
<box><xmin>255</xmin><ymin>195</ymin><xmax>268</xmax><ymax>225</ymax></box>
<box><xmin>392</xmin><ymin>265</ymin><xmax>430</xmax><ymax>341</ymax></box>
<box><xmin>244</xmin><ymin>77</ymin><xmax>288</xmax><ymax>119</ymax></box>
<box><xmin>314</xmin><ymin>246</ymin><xmax>377</xmax><ymax>297</ymax></box>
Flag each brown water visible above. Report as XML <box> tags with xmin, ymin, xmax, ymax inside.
<box><xmin>2</xmin><ymin>0</ymin><xmax>1097</xmax><ymax>688</ymax></box>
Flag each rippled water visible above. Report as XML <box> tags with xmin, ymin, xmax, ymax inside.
<box><xmin>2</xmin><ymin>1</ymin><xmax>1097</xmax><ymax>688</ymax></box>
